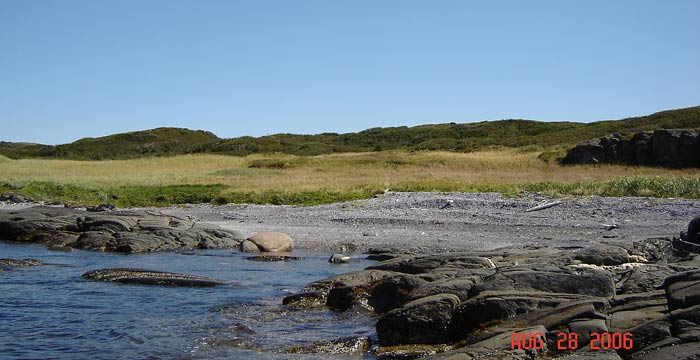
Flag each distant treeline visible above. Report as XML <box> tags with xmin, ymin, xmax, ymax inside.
<box><xmin>1</xmin><ymin>106</ymin><xmax>699</xmax><ymax>160</ymax></box>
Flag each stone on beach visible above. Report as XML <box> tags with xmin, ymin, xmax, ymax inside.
<box><xmin>247</xmin><ymin>231</ymin><xmax>293</xmax><ymax>252</ymax></box>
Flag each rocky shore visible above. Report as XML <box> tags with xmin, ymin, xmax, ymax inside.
<box><xmin>2</xmin><ymin>191</ymin><xmax>700</xmax><ymax>359</ymax></box>
<box><xmin>0</xmin><ymin>205</ymin><xmax>244</xmax><ymax>253</ymax></box>
<box><xmin>284</xmin><ymin>234</ymin><xmax>700</xmax><ymax>359</ymax></box>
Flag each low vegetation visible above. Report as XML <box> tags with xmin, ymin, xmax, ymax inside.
<box><xmin>2</xmin><ymin>107</ymin><xmax>699</xmax><ymax>160</ymax></box>
<box><xmin>1</xmin><ymin>151</ymin><xmax>699</xmax><ymax>206</ymax></box>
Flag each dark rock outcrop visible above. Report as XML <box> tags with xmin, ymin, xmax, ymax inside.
<box><xmin>82</xmin><ymin>268</ymin><xmax>226</xmax><ymax>287</ymax></box>
<box><xmin>287</xmin><ymin>238</ymin><xmax>700</xmax><ymax>359</ymax></box>
<box><xmin>562</xmin><ymin>130</ymin><xmax>700</xmax><ymax>167</ymax></box>
<box><xmin>0</xmin><ymin>206</ymin><xmax>243</xmax><ymax>253</ymax></box>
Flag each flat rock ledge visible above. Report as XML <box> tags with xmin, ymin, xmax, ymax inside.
<box><xmin>284</xmin><ymin>238</ymin><xmax>700</xmax><ymax>359</ymax></box>
<box><xmin>0</xmin><ymin>206</ymin><xmax>244</xmax><ymax>253</ymax></box>
<box><xmin>82</xmin><ymin>268</ymin><xmax>226</xmax><ymax>287</ymax></box>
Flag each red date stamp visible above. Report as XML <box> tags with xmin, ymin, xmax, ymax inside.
<box><xmin>511</xmin><ymin>331</ymin><xmax>633</xmax><ymax>350</ymax></box>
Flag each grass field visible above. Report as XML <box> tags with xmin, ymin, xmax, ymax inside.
<box><xmin>1</xmin><ymin>150</ymin><xmax>699</xmax><ymax>206</ymax></box>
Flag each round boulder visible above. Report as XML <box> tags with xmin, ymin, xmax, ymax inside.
<box><xmin>248</xmin><ymin>231</ymin><xmax>293</xmax><ymax>252</ymax></box>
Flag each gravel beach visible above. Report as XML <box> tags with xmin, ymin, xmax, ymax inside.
<box><xmin>148</xmin><ymin>191</ymin><xmax>700</xmax><ymax>254</ymax></box>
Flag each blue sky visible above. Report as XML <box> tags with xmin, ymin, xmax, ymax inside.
<box><xmin>1</xmin><ymin>1</ymin><xmax>699</xmax><ymax>145</ymax></box>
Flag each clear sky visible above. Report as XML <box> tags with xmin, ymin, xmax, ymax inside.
<box><xmin>1</xmin><ymin>0</ymin><xmax>699</xmax><ymax>145</ymax></box>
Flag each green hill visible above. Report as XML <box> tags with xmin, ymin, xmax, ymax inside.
<box><xmin>2</xmin><ymin>106</ymin><xmax>699</xmax><ymax>160</ymax></box>
<box><xmin>1</xmin><ymin>128</ymin><xmax>220</xmax><ymax>160</ymax></box>
<box><xmin>200</xmin><ymin>106</ymin><xmax>700</xmax><ymax>155</ymax></box>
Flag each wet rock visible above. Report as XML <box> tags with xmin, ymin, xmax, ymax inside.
<box><xmin>245</xmin><ymin>255</ymin><xmax>303</xmax><ymax>262</ymax></box>
<box><xmin>573</xmin><ymin>245</ymin><xmax>630</xmax><ymax>266</ymax></box>
<box><xmin>283</xmin><ymin>336</ymin><xmax>370</xmax><ymax>354</ymax></box>
<box><xmin>298</xmin><ymin>269</ymin><xmax>398</xmax><ymax>311</ymax></box>
<box><xmin>0</xmin><ymin>206</ymin><xmax>243</xmax><ymax>253</ymax></box>
<box><xmin>282</xmin><ymin>291</ymin><xmax>326</xmax><ymax>308</ymax></box>
<box><xmin>369</xmin><ymin>274</ymin><xmax>428</xmax><ymax>313</ymax></box>
<box><xmin>82</xmin><ymin>268</ymin><xmax>226</xmax><ymax>287</ymax></box>
<box><xmin>376</xmin><ymin>293</ymin><xmax>460</xmax><ymax>346</ymax></box>
<box><xmin>247</xmin><ymin>231</ymin><xmax>293</xmax><ymax>252</ymax></box>
<box><xmin>664</xmin><ymin>270</ymin><xmax>700</xmax><ymax>310</ymax></box>
<box><xmin>329</xmin><ymin>253</ymin><xmax>352</xmax><ymax>264</ymax></box>
<box><xmin>0</xmin><ymin>258</ymin><xmax>44</xmax><ymax>267</ymax></box>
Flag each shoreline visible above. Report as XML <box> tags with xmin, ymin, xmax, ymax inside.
<box><xmin>3</xmin><ymin>191</ymin><xmax>698</xmax><ymax>254</ymax></box>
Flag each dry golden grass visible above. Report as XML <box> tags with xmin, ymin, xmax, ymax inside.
<box><xmin>2</xmin><ymin>150</ymin><xmax>699</xmax><ymax>205</ymax></box>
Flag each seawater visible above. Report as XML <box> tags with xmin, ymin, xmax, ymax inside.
<box><xmin>0</xmin><ymin>243</ymin><xmax>377</xmax><ymax>359</ymax></box>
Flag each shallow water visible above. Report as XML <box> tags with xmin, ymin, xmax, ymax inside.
<box><xmin>0</xmin><ymin>243</ymin><xmax>377</xmax><ymax>359</ymax></box>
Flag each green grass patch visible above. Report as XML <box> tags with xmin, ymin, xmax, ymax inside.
<box><xmin>212</xmin><ymin>168</ymin><xmax>284</xmax><ymax>177</ymax></box>
<box><xmin>2</xmin><ymin>176</ymin><xmax>698</xmax><ymax>208</ymax></box>
<box><xmin>389</xmin><ymin>176</ymin><xmax>700</xmax><ymax>199</ymax></box>
<box><xmin>0</xmin><ymin>181</ymin><xmax>227</xmax><ymax>207</ymax></box>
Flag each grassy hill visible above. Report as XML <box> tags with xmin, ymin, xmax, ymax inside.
<box><xmin>1</xmin><ymin>128</ymin><xmax>220</xmax><ymax>160</ymax></box>
<box><xmin>202</xmin><ymin>106</ymin><xmax>700</xmax><ymax>155</ymax></box>
<box><xmin>2</xmin><ymin>106</ymin><xmax>699</xmax><ymax>160</ymax></box>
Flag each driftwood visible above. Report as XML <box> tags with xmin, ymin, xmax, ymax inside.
<box><xmin>525</xmin><ymin>201</ymin><xmax>562</xmax><ymax>213</ymax></box>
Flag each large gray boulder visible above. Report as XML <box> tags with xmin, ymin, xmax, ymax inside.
<box><xmin>0</xmin><ymin>206</ymin><xmax>243</xmax><ymax>253</ymax></box>
<box><xmin>247</xmin><ymin>231</ymin><xmax>293</xmax><ymax>252</ymax></box>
